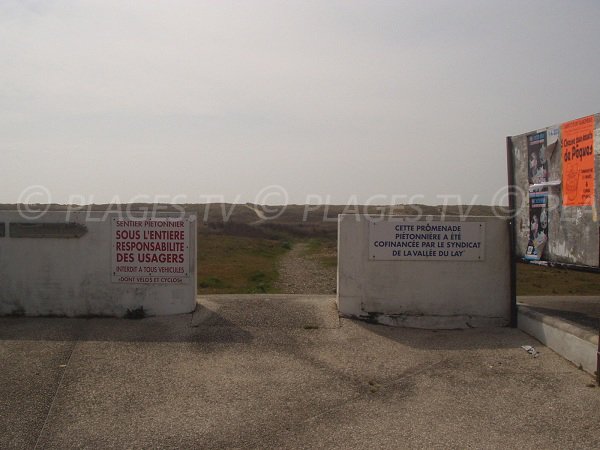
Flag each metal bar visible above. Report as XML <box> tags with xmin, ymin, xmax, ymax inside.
<box><xmin>506</xmin><ymin>136</ymin><xmax>518</xmax><ymax>328</ymax></box>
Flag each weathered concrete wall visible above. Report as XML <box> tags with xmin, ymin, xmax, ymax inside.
<box><xmin>509</xmin><ymin>114</ymin><xmax>600</xmax><ymax>266</ymax></box>
<box><xmin>337</xmin><ymin>215</ymin><xmax>511</xmax><ymax>329</ymax></box>
<box><xmin>0</xmin><ymin>211</ymin><xmax>197</xmax><ymax>317</ymax></box>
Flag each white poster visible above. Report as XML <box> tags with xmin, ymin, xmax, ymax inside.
<box><xmin>369</xmin><ymin>220</ymin><xmax>485</xmax><ymax>261</ymax></box>
<box><xmin>111</xmin><ymin>217</ymin><xmax>191</xmax><ymax>284</ymax></box>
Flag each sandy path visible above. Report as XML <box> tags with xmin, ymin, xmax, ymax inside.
<box><xmin>274</xmin><ymin>243</ymin><xmax>336</xmax><ymax>294</ymax></box>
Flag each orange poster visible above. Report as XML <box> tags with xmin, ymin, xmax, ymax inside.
<box><xmin>561</xmin><ymin>115</ymin><xmax>595</xmax><ymax>206</ymax></box>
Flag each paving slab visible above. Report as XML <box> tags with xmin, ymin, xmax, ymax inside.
<box><xmin>0</xmin><ymin>318</ymin><xmax>86</xmax><ymax>449</ymax></box>
<box><xmin>1</xmin><ymin>296</ymin><xmax>599</xmax><ymax>449</ymax></box>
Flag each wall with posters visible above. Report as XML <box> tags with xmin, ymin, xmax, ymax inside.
<box><xmin>337</xmin><ymin>215</ymin><xmax>511</xmax><ymax>329</ymax></box>
<box><xmin>508</xmin><ymin>113</ymin><xmax>600</xmax><ymax>266</ymax></box>
<box><xmin>0</xmin><ymin>211</ymin><xmax>197</xmax><ymax>317</ymax></box>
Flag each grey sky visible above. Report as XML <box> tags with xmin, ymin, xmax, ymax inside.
<box><xmin>2</xmin><ymin>0</ymin><xmax>600</xmax><ymax>205</ymax></box>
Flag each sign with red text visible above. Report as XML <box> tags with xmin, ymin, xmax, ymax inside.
<box><xmin>111</xmin><ymin>217</ymin><xmax>191</xmax><ymax>284</ymax></box>
<box><xmin>561</xmin><ymin>115</ymin><xmax>595</xmax><ymax>206</ymax></box>
<box><xmin>369</xmin><ymin>220</ymin><xmax>485</xmax><ymax>261</ymax></box>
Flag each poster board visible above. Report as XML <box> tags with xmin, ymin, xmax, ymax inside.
<box><xmin>508</xmin><ymin>113</ymin><xmax>599</xmax><ymax>267</ymax></box>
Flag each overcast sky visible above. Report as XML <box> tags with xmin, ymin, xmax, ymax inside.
<box><xmin>2</xmin><ymin>0</ymin><xmax>600</xmax><ymax>205</ymax></box>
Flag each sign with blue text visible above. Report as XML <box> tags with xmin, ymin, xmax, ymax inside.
<box><xmin>369</xmin><ymin>220</ymin><xmax>485</xmax><ymax>261</ymax></box>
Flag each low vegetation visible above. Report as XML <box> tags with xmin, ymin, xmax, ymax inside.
<box><xmin>197</xmin><ymin>230</ymin><xmax>600</xmax><ymax>296</ymax></box>
<box><xmin>197</xmin><ymin>233</ymin><xmax>290</xmax><ymax>294</ymax></box>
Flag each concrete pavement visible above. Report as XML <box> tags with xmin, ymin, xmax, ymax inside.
<box><xmin>1</xmin><ymin>295</ymin><xmax>599</xmax><ymax>449</ymax></box>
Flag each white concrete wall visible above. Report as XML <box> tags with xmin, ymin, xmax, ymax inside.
<box><xmin>0</xmin><ymin>211</ymin><xmax>197</xmax><ymax>317</ymax></box>
<box><xmin>337</xmin><ymin>215</ymin><xmax>511</xmax><ymax>328</ymax></box>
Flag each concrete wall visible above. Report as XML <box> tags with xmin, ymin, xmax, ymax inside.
<box><xmin>337</xmin><ymin>215</ymin><xmax>511</xmax><ymax>329</ymax></box>
<box><xmin>509</xmin><ymin>113</ymin><xmax>600</xmax><ymax>266</ymax></box>
<box><xmin>0</xmin><ymin>211</ymin><xmax>197</xmax><ymax>317</ymax></box>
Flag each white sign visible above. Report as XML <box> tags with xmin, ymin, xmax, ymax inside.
<box><xmin>111</xmin><ymin>218</ymin><xmax>191</xmax><ymax>284</ymax></box>
<box><xmin>369</xmin><ymin>220</ymin><xmax>485</xmax><ymax>261</ymax></box>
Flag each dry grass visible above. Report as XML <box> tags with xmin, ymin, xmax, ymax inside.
<box><xmin>197</xmin><ymin>233</ymin><xmax>289</xmax><ymax>294</ymax></box>
<box><xmin>517</xmin><ymin>262</ymin><xmax>600</xmax><ymax>296</ymax></box>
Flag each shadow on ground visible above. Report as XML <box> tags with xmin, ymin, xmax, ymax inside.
<box><xmin>2</xmin><ymin>295</ymin><xmax>599</xmax><ymax>449</ymax></box>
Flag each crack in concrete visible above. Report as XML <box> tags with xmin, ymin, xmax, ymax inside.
<box><xmin>33</xmin><ymin>331</ymin><xmax>82</xmax><ymax>449</ymax></box>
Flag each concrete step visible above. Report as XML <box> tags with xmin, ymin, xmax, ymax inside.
<box><xmin>518</xmin><ymin>304</ymin><xmax>599</xmax><ymax>377</ymax></box>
